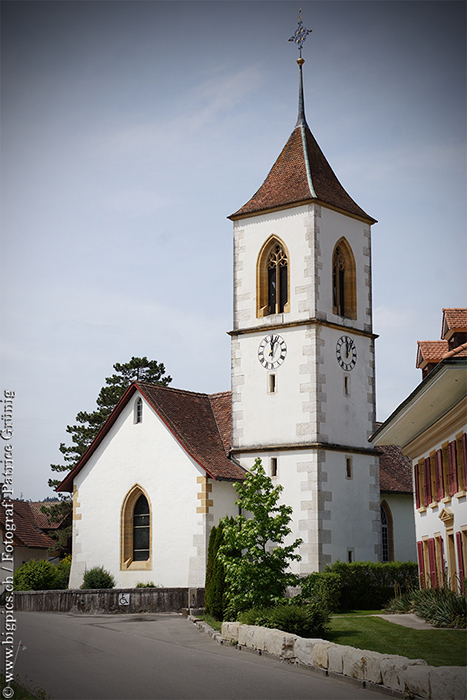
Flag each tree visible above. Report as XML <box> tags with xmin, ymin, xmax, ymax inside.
<box><xmin>220</xmin><ymin>458</ymin><xmax>303</xmax><ymax>619</ymax></box>
<box><xmin>43</xmin><ymin>356</ymin><xmax>172</xmax><ymax>550</ymax></box>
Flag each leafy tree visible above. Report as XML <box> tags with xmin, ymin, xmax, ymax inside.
<box><xmin>220</xmin><ymin>458</ymin><xmax>303</xmax><ymax>619</ymax></box>
<box><xmin>43</xmin><ymin>357</ymin><xmax>172</xmax><ymax>549</ymax></box>
<box><xmin>205</xmin><ymin>519</ymin><xmax>240</xmax><ymax>620</ymax></box>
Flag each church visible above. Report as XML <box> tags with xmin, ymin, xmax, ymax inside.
<box><xmin>59</xmin><ymin>25</ymin><xmax>416</xmax><ymax>589</ymax></box>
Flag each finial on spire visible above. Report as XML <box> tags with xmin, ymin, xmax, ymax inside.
<box><xmin>288</xmin><ymin>7</ymin><xmax>312</xmax><ymax>60</ymax></box>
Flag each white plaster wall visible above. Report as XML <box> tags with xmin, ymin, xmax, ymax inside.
<box><xmin>381</xmin><ymin>493</ymin><xmax>417</xmax><ymax>562</ymax></box>
<box><xmin>236</xmin><ymin>449</ymin><xmax>379</xmax><ymax>574</ymax></box>
<box><xmin>69</xmin><ymin>392</ymin><xmax>224</xmax><ymax>589</ymax></box>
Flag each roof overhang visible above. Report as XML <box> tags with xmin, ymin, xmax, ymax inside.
<box><xmin>371</xmin><ymin>358</ymin><xmax>467</xmax><ymax>452</ymax></box>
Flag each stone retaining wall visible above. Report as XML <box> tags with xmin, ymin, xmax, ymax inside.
<box><xmin>221</xmin><ymin>622</ymin><xmax>466</xmax><ymax>700</ymax></box>
<box><xmin>14</xmin><ymin>588</ymin><xmax>204</xmax><ymax>614</ymax></box>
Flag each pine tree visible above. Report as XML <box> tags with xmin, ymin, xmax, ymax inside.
<box><xmin>43</xmin><ymin>356</ymin><xmax>172</xmax><ymax>551</ymax></box>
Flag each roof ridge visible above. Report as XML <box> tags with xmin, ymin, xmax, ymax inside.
<box><xmin>136</xmin><ymin>382</ymin><xmax>210</xmax><ymax>399</ymax></box>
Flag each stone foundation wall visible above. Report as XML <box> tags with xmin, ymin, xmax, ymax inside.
<box><xmin>221</xmin><ymin>622</ymin><xmax>466</xmax><ymax>700</ymax></box>
<box><xmin>13</xmin><ymin>588</ymin><xmax>204</xmax><ymax>614</ymax></box>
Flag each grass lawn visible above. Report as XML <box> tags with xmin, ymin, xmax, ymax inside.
<box><xmin>327</xmin><ymin>613</ymin><xmax>467</xmax><ymax>667</ymax></box>
<box><xmin>0</xmin><ymin>674</ymin><xmax>50</xmax><ymax>699</ymax></box>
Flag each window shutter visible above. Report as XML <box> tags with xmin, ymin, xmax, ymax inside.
<box><xmin>462</xmin><ymin>433</ymin><xmax>467</xmax><ymax>490</ymax></box>
<box><xmin>414</xmin><ymin>463</ymin><xmax>420</xmax><ymax>509</ymax></box>
<box><xmin>448</xmin><ymin>441</ymin><xmax>458</xmax><ymax>496</ymax></box>
<box><xmin>417</xmin><ymin>541</ymin><xmax>425</xmax><ymax>589</ymax></box>
<box><xmin>434</xmin><ymin>450</ymin><xmax>444</xmax><ymax>501</ymax></box>
<box><xmin>456</xmin><ymin>531</ymin><xmax>465</xmax><ymax>594</ymax></box>
<box><xmin>424</xmin><ymin>457</ymin><xmax>432</xmax><ymax>506</ymax></box>
<box><xmin>427</xmin><ymin>538</ymin><xmax>437</xmax><ymax>588</ymax></box>
<box><xmin>439</xmin><ymin>537</ymin><xmax>445</xmax><ymax>587</ymax></box>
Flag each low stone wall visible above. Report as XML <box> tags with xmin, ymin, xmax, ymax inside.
<box><xmin>221</xmin><ymin>622</ymin><xmax>466</xmax><ymax>700</ymax></box>
<box><xmin>14</xmin><ymin>588</ymin><xmax>204</xmax><ymax>614</ymax></box>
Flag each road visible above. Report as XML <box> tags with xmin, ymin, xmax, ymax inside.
<box><xmin>12</xmin><ymin>612</ymin><xmax>385</xmax><ymax>700</ymax></box>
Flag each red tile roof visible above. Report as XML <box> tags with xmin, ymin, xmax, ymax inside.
<box><xmin>443</xmin><ymin>342</ymin><xmax>467</xmax><ymax>360</ymax></box>
<box><xmin>229</xmin><ymin>123</ymin><xmax>376</xmax><ymax>223</ymax></box>
<box><xmin>376</xmin><ymin>443</ymin><xmax>413</xmax><ymax>494</ymax></box>
<box><xmin>0</xmin><ymin>501</ymin><xmax>56</xmax><ymax>549</ymax></box>
<box><xmin>442</xmin><ymin>308</ymin><xmax>467</xmax><ymax>336</ymax></box>
<box><xmin>57</xmin><ymin>383</ymin><xmax>245</xmax><ymax>492</ymax></box>
<box><xmin>416</xmin><ymin>340</ymin><xmax>448</xmax><ymax>367</ymax></box>
<box><xmin>29</xmin><ymin>502</ymin><xmax>64</xmax><ymax>530</ymax></box>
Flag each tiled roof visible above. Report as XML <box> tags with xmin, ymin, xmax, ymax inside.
<box><xmin>57</xmin><ymin>383</ymin><xmax>245</xmax><ymax>492</ymax></box>
<box><xmin>416</xmin><ymin>340</ymin><xmax>448</xmax><ymax>367</ymax></box>
<box><xmin>29</xmin><ymin>502</ymin><xmax>63</xmax><ymax>530</ymax></box>
<box><xmin>442</xmin><ymin>308</ymin><xmax>467</xmax><ymax>336</ymax></box>
<box><xmin>0</xmin><ymin>501</ymin><xmax>56</xmax><ymax>549</ymax></box>
<box><xmin>138</xmin><ymin>383</ymin><xmax>245</xmax><ymax>482</ymax></box>
<box><xmin>230</xmin><ymin>123</ymin><xmax>376</xmax><ymax>223</ymax></box>
<box><xmin>376</xmin><ymin>443</ymin><xmax>413</xmax><ymax>494</ymax></box>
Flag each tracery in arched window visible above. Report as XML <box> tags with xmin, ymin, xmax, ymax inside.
<box><xmin>257</xmin><ymin>238</ymin><xmax>290</xmax><ymax>317</ymax></box>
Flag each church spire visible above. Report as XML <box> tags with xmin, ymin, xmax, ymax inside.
<box><xmin>229</xmin><ymin>13</ymin><xmax>376</xmax><ymax>224</ymax></box>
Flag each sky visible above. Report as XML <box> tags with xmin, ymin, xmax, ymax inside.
<box><xmin>1</xmin><ymin>1</ymin><xmax>465</xmax><ymax>501</ymax></box>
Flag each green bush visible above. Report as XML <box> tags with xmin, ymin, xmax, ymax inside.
<box><xmin>238</xmin><ymin>600</ymin><xmax>329</xmax><ymax>638</ymax></box>
<box><xmin>55</xmin><ymin>555</ymin><xmax>72</xmax><ymax>589</ymax></box>
<box><xmin>135</xmin><ymin>581</ymin><xmax>159</xmax><ymax>588</ymax></box>
<box><xmin>300</xmin><ymin>572</ymin><xmax>342</xmax><ymax>612</ymax></box>
<box><xmin>81</xmin><ymin>566</ymin><xmax>115</xmax><ymax>589</ymax></box>
<box><xmin>14</xmin><ymin>559</ymin><xmax>59</xmax><ymax>591</ymax></box>
<box><xmin>325</xmin><ymin>561</ymin><xmax>418</xmax><ymax>610</ymax></box>
<box><xmin>386</xmin><ymin>585</ymin><xmax>467</xmax><ymax>628</ymax></box>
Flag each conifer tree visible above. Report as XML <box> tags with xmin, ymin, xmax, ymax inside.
<box><xmin>43</xmin><ymin>356</ymin><xmax>172</xmax><ymax>551</ymax></box>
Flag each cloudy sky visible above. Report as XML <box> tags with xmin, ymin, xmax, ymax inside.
<box><xmin>1</xmin><ymin>1</ymin><xmax>465</xmax><ymax>501</ymax></box>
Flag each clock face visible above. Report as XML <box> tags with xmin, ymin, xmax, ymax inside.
<box><xmin>258</xmin><ymin>334</ymin><xmax>287</xmax><ymax>370</ymax></box>
<box><xmin>336</xmin><ymin>335</ymin><xmax>357</xmax><ymax>371</ymax></box>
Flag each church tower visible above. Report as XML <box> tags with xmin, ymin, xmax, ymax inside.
<box><xmin>229</xmin><ymin>18</ymin><xmax>380</xmax><ymax>573</ymax></box>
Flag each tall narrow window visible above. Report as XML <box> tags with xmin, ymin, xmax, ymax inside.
<box><xmin>380</xmin><ymin>501</ymin><xmax>394</xmax><ymax>562</ymax></box>
<box><xmin>134</xmin><ymin>397</ymin><xmax>143</xmax><ymax>424</ymax></box>
<box><xmin>121</xmin><ymin>485</ymin><xmax>152</xmax><ymax>570</ymax></box>
<box><xmin>332</xmin><ymin>238</ymin><xmax>356</xmax><ymax>319</ymax></box>
<box><xmin>271</xmin><ymin>457</ymin><xmax>278</xmax><ymax>477</ymax></box>
<box><xmin>257</xmin><ymin>237</ymin><xmax>290</xmax><ymax>317</ymax></box>
<box><xmin>133</xmin><ymin>495</ymin><xmax>150</xmax><ymax>561</ymax></box>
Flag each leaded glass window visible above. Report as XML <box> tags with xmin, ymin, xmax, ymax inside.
<box><xmin>133</xmin><ymin>494</ymin><xmax>150</xmax><ymax>561</ymax></box>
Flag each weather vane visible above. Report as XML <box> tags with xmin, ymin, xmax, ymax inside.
<box><xmin>288</xmin><ymin>7</ymin><xmax>312</xmax><ymax>59</ymax></box>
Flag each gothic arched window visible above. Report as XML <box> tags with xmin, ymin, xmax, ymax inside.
<box><xmin>257</xmin><ymin>237</ymin><xmax>290</xmax><ymax>317</ymax></box>
<box><xmin>121</xmin><ymin>485</ymin><xmax>152</xmax><ymax>570</ymax></box>
<box><xmin>380</xmin><ymin>501</ymin><xmax>394</xmax><ymax>562</ymax></box>
<box><xmin>332</xmin><ymin>238</ymin><xmax>356</xmax><ymax>319</ymax></box>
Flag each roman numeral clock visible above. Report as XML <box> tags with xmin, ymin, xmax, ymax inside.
<box><xmin>258</xmin><ymin>334</ymin><xmax>287</xmax><ymax>370</ymax></box>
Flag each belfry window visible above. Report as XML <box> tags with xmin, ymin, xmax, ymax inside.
<box><xmin>257</xmin><ymin>237</ymin><xmax>290</xmax><ymax>317</ymax></box>
<box><xmin>332</xmin><ymin>238</ymin><xmax>356</xmax><ymax>319</ymax></box>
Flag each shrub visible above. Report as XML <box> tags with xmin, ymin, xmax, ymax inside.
<box><xmin>238</xmin><ymin>600</ymin><xmax>329</xmax><ymax>638</ymax></box>
<box><xmin>205</xmin><ymin>519</ymin><xmax>240</xmax><ymax>621</ymax></box>
<box><xmin>14</xmin><ymin>559</ymin><xmax>59</xmax><ymax>591</ymax></box>
<box><xmin>325</xmin><ymin>561</ymin><xmax>418</xmax><ymax>610</ymax></box>
<box><xmin>135</xmin><ymin>582</ymin><xmax>159</xmax><ymax>588</ymax></box>
<box><xmin>300</xmin><ymin>572</ymin><xmax>342</xmax><ymax>612</ymax></box>
<box><xmin>81</xmin><ymin>566</ymin><xmax>115</xmax><ymax>589</ymax></box>
<box><xmin>386</xmin><ymin>585</ymin><xmax>467</xmax><ymax>628</ymax></box>
<box><xmin>55</xmin><ymin>555</ymin><xmax>72</xmax><ymax>589</ymax></box>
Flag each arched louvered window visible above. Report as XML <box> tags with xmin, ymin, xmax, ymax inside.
<box><xmin>332</xmin><ymin>238</ymin><xmax>356</xmax><ymax>319</ymax></box>
<box><xmin>257</xmin><ymin>237</ymin><xmax>290</xmax><ymax>317</ymax></box>
<box><xmin>134</xmin><ymin>397</ymin><xmax>143</xmax><ymax>424</ymax></box>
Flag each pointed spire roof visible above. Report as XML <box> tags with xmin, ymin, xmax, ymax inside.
<box><xmin>230</xmin><ymin>60</ymin><xmax>376</xmax><ymax>224</ymax></box>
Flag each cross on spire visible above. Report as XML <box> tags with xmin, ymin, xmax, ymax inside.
<box><xmin>288</xmin><ymin>8</ymin><xmax>312</xmax><ymax>59</ymax></box>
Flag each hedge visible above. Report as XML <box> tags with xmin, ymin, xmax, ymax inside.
<box><xmin>323</xmin><ymin>561</ymin><xmax>418</xmax><ymax>610</ymax></box>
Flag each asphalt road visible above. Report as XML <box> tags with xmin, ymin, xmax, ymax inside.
<box><xmin>12</xmin><ymin>612</ymin><xmax>385</xmax><ymax>700</ymax></box>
